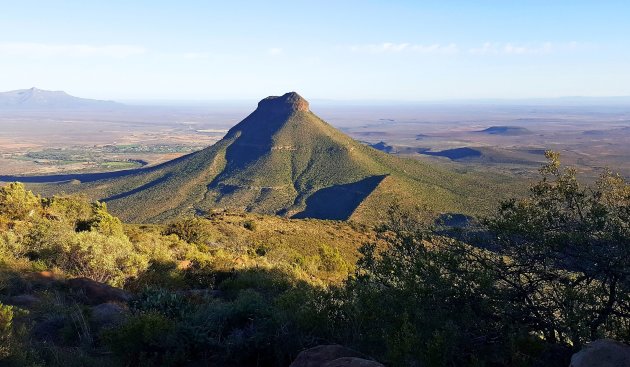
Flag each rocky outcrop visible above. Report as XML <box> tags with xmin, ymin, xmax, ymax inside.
<box><xmin>289</xmin><ymin>345</ymin><xmax>384</xmax><ymax>367</ymax></box>
<box><xmin>90</xmin><ymin>302</ymin><xmax>126</xmax><ymax>328</ymax></box>
<box><xmin>66</xmin><ymin>277</ymin><xmax>131</xmax><ymax>305</ymax></box>
<box><xmin>257</xmin><ymin>91</ymin><xmax>309</xmax><ymax>115</ymax></box>
<box><xmin>570</xmin><ymin>339</ymin><xmax>630</xmax><ymax>367</ymax></box>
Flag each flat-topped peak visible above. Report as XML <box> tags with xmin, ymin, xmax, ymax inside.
<box><xmin>257</xmin><ymin>92</ymin><xmax>309</xmax><ymax>114</ymax></box>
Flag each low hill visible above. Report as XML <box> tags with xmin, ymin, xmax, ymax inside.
<box><xmin>0</xmin><ymin>87</ymin><xmax>122</xmax><ymax>109</ymax></box>
<box><xmin>478</xmin><ymin>126</ymin><xmax>532</xmax><ymax>136</ymax></box>
<box><xmin>15</xmin><ymin>92</ymin><xmax>514</xmax><ymax>223</ymax></box>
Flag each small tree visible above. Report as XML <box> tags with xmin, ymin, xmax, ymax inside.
<box><xmin>486</xmin><ymin>151</ymin><xmax>630</xmax><ymax>347</ymax></box>
<box><xmin>323</xmin><ymin>206</ymin><xmax>511</xmax><ymax>366</ymax></box>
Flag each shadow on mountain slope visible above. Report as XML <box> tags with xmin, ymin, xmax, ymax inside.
<box><xmin>293</xmin><ymin>175</ymin><xmax>387</xmax><ymax>220</ymax></box>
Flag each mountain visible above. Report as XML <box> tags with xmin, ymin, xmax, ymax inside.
<box><xmin>26</xmin><ymin>92</ymin><xmax>513</xmax><ymax>223</ymax></box>
<box><xmin>0</xmin><ymin>87</ymin><xmax>122</xmax><ymax>109</ymax></box>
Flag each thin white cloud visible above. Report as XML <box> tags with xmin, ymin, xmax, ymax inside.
<box><xmin>268</xmin><ymin>47</ymin><xmax>283</xmax><ymax>56</ymax></box>
<box><xmin>469</xmin><ymin>42</ymin><xmax>561</xmax><ymax>55</ymax></box>
<box><xmin>0</xmin><ymin>42</ymin><xmax>146</xmax><ymax>58</ymax></box>
<box><xmin>350</xmin><ymin>42</ymin><xmax>459</xmax><ymax>54</ymax></box>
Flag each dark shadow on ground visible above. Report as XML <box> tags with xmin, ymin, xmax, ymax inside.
<box><xmin>420</xmin><ymin>147</ymin><xmax>482</xmax><ymax>160</ymax></box>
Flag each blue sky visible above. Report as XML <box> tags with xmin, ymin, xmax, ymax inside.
<box><xmin>0</xmin><ymin>0</ymin><xmax>629</xmax><ymax>101</ymax></box>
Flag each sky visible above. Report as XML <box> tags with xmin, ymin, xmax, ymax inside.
<box><xmin>0</xmin><ymin>0</ymin><xmax>629</xmax><ymax>101</ymax></box>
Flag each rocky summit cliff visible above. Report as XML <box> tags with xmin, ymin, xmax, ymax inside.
<box><xmin>35</xmin><ymin>92</ymin><xmax>508</xmax><ymax>223</ymax></box>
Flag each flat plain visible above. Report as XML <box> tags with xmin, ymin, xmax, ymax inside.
<box><xmin>1</xmin><ymin>101</ymin><xmax>630</xmax><ymax>181</ymax></box>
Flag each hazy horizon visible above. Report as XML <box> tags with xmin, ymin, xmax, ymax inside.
<box><xmin>5</xmin><ymin>86</ymin><xmax>630</xmax><ymax>107</ymax></box>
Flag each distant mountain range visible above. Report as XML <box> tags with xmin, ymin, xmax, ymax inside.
<box><xmin>0</xmin><ymin>87</ymin><xmax>122</xmax><ymax>109</ymax></box>
<box><xmin>11</xmin><ymin>92</ymin><xmax>512</xmax><ymax>223</ymax></box>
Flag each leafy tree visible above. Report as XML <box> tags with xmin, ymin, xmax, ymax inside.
<box><xmin>486</xmin><ymin>151</ymin><xmax>630</xmax><ymax>347</ymax></box>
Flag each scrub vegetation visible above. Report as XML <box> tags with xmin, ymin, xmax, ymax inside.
<box><xmin>0</xmin><ymin>153</ymin><xmax>628</xmax><ymax>366</ymax></box>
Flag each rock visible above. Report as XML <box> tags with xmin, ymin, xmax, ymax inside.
<box><xmin>177</xmin><ymin>260</ymin><xmax>192</xmax><ymax>270</ymax></box>
<box><xmin>36</xmin><ymin>270</ymin><xmax>56</xmax><ymax>280</ymax></box>
<box><xmin>31</xmin><ymin>315</ymin><xmax>66</xmax><ymax>344</ymax></box>
<box><xmin>570</xmin><ymin>339</ymin><xmax>630</xmax><ymax>367</ymax></box>
<box><xmin>6</xmin><ymin>294</ymin><xmax>40</xmax><ymax>308</ymax></box>
<box><xmin>323</xmin><ymin>357</ymin><xmax>385</xmax><ymax>367</ymax></box>
<box><xmin>66</xmin><ymin>277</ymin><xmax>131</xmax><ymax>305</ymax></box>
<box><xmin>91</xmin><ymin>302</ymin><xmax>126</xmax><ymax>328</ymax></box>
<box><xmin>290</xmin><ymin>345</ymin><xmax>379</xmax><ymax>367</ymax></box>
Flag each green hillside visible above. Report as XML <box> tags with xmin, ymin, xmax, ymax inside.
<box><xmin>37</xmin><ymin>92</ymin><xmax>514</xmax><ymax>223</ymax></box>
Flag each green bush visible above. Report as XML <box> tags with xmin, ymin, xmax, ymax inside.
<box><xmin>61</xmin><ymin>231</ymin><xmax>148</xmax><ymax>286</ymax></box>
<box><xmin>104</xmin><ymin>312</ymin><xmax>179</xmax><ymax>366</ymax></box>
<box><xmin>0</xmin><ymin>303</ymin><xmax>15</xmax><ymax>359</ymax></box>
<box><xmin>163</xmin><ymin>217</ymin><xmax>217</xmax><ymax>246</ymax></box>
<box><xmin>0</xmin><ymin>182</ymin><xmax>40</xmax><ymax>221</ymax></box>
<box><xmin>317</xmin><ymin>244</ymin><xmax>347</xmax><ymax>273</ymax></box>
<box><xmin>131</xmin><ymin>288</ymin><xmax>192</xmax><ymax>319</ymax></box>
<box><xmin>43</xmin><ymin>194</ymin><xmax>93</xmax><ymax>226</ymax></box>
<box><xmin>243</xmin><ymin>219</ymin><xmax>257</xmax><ymax>231</ymax></box>
<box><xmin>80</xmin><ymin>202</ymin><xmax>125</xmax><ymax>237</ymax></box>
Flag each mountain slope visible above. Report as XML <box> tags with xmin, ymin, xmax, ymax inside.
<box><xmin>0</xmin><ymin>87</ymin><xmax>121</xmax><ymax>109</ymax></box>
<box><xmin>29</xmin><ymin>92</ymin><xmax>514</xmax><ymax>223</ymax></box>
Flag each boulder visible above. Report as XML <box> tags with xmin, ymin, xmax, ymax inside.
<box><xmin>290</xmin><ymin>345</ymin><xmax>382</xmax><ymax>367</ymax></box>
<box><xmin>570</xmin><ymin>339</ymin><xmax>630</xmax><ymax>367</ymax></box>
<box><xmin>66</xmin><ymin>277</ymin><xmax>131</xmax><ymax>305</ymax></box>
<box><xmin>6</xmin><ymin>294</ymin><xmax>40</xmax><ymax>308</ymax></box>
<box><xmin>91</xmin><ymin>302</ymin><xmax>126</xmax><ymax>328</ymax></box>
<box><xmin>31</xmin><ymin>315</ymin><xmax>66</xmax><ymax>344</ymax></box>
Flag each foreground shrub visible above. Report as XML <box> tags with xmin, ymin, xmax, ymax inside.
<box><xmin>104</xmin><ymin>312</ymin><xmax>179</xmax><ymax>366</ymax></box>
<box><xmin>0</xmin><ymin>182</ymin><xmax>40</xmax><ymax>221</ymax></box>
<box><xmin>0</xmin><ymin>302</ymin><xmax>14</xmax><ymax>358</ymax></box>
<box><xmin>163</xmin><ymin>217</ymin><xmax>218</xmax><ymax>246</ymax></box>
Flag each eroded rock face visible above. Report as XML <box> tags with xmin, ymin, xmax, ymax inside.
<box><xmin>257</xmin><ymin>92</ymin><xmax>309</xmax><ymax>115</ymax></box>
<box><xmin>570</xmin><ymin>339</ymin><xmax>630</xmax><ymax>367</ymax></box>
<box><xmin>290</xmin><ymin>345</ymin><xmax>383</xmax><ymax>367</ymax></box>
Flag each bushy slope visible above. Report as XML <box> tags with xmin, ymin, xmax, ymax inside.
<box><xmin>41</xmin><ymin>92</ymin><xmax>514</xmax><ymax>223</ymax></box>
